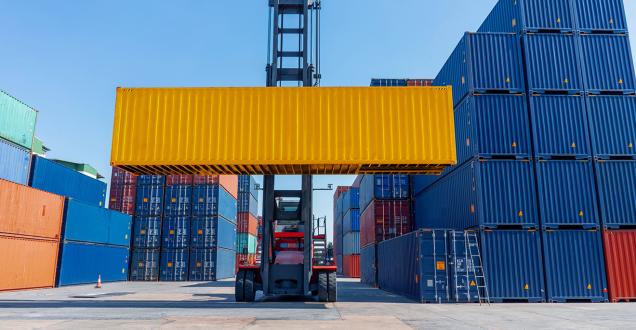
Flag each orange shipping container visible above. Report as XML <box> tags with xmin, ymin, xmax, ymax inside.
<box><xmin>237</xmin><ymin>212</ymin><xmax>258</xmax><ymax>236</ymax></box>
<box><xmin>219</xmin><ymin>175</ymin><xmax>238</xmax><ymax>199</ymax></box>
<box><xmin>343</xmin><ymin>254</ymin><xmax>360</xmax><ymax>278</ymax></box>
<box><xmin>0</xmin><ymin>235</ymin><xmax>59</xmax><ymax>291</ymax></box>
<box><xmin>0</xmin><ymin>179</ymin><xmax>65</xmax><ymax>240</ymax></box>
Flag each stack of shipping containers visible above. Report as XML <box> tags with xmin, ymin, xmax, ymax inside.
<box><xmin>333</xmin><ymin>186</ymin><xmax>350</xmax><ymax>275</ymax></box>
<box><xmin>0</xmin><ymin>90</ymin><xmax>35</xmax><ymax>186</ymax></box>
<box><xmin>130</xmin><ymin>175</ymin><xmax>164</xmax><ymax>281</ymax></box>
<box><xmin>109</xmin><ymin>168</ymin><xmax>137</xmax><ymax>216</ymax></box>
<box><xmin>236</xmin><ymin>175</ymin><xmax>259</xmax><ymax>269</ymax></box>
<box><xmin>161</xmin><ymin>175</ymin><xmax>193</xmax><ymax>281</ymax></box>
<box><xmin>341</xmin><ymin>187</ymin><xmax>360</xmax><ymax>278</ymax></box>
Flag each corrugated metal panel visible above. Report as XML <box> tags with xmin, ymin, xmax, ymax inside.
<box><xmin>111</xmin><ymin>167</ymin><xmax>137</xmax><ymax>186</ymax></box>
<box><xmin>360</xmin><ymin>243</ymin><xmax>377</xmax><ymax>287</ymax></box>
<box><xmin>343</xmin><ymin>209</ymin><xmax>360</xmax><ymax>234</ymax></box>
<box><xmin>573</xmin><ymin>0</ymin><xmax>628</xmax><ymax>33</ymax></box>
<box><xmin>236</xmin><ymin>233</ymin><xmax>257</xmax><ymax>254</ymax></box>
<box><xmin>238</xmin><ymin>175</ymin><xmax>257</xmax><ymax>198</ymax></box>
<box><xmin>370</xmin><ymin>79</ymin><xmax>407</xmax><ymax>87</ymax></box>
<box><xmin>0</xmin><ymin>235</ymin><xmax>59</xmax><ymax>291</ymax></box>
<box><xmin>130</xmin><ymin>248</ymin><xmax>160</xmax><ymax>281</ymax></box>
<box><xmin>529</xmin><ymin>95</ymin><xmax>591</xmax><ymax>157</ymax></box>
<box><xmin>189</xmin><ymin>248</ymin><xmax>236</xmax><ymax>281</ymax></box>
<box><xmin>193</xmin><ymin>185</ymin><xmax>237</xmax><ymax>222</ymax></box>
<box><xmin>359</xmin><ymin>175</ymin><xmax>410</xmax><ymax>212</ymax></box>
<box><xmin>542</xmin><ymin>230</ymin><xmax>608</xmax><ymax>302</ymax></box>
<box><xmin>137</xmin><ymin>175</ymin><xmax>165</xmax><ymax>186</ymax></box>
<box><xmin>162</xmin><ymin>216</ymin><xmax>189</xmax><ymax>248</ymax></box>
<box><xmin>111</xmin><ymin>87</ymin><xmax>456</xmax><ymax>175</ymax></box>
<box><xmin>341</xmin><ymin>188</ymin><xmax>359</xmax><ymax>213</ymax></box>
<box><xmin>343</xmin><ymin>254</ymin><xmax>360</xmax><ymax>278</ymax></box>
<box><xmin>335</xmin><ymin>215</ymin><xmax>343</xmax><ymax>256</ymax></box>
<box><xmin>0</xmin><ymin>90</ymin><xmax>37</xmax><ymax>150</ymax></box>
<box><xmin>448</xmin><ymin>231</ymin><xmax>480</xmax><ymax>303</ymax></box>
<box><xmin>480</xmin><ymin>230</ymin><xmax>545</xmax><ymax>302</ymax></box>
<box><xmin>62</xmin><ymin>199</ymin><xmax>132</xmax><ymax>247</ymax></box>
<box><xmin>133</xmin><ymin>217</ymin><xmax>161</xmax><ymax>249</ymax></box>
<box><xmin>522</xmin><ymin>33</ymin><xmax>583</xmax><ymax>93</ymax></box>
<box><xmin>414</xmin><ymin>159</ymin><xmax>538</xmax><ymax>230</ymax></box>
<box><xmin>535</xmin><ymin>160</ymin><xmax>599</xmax><ymax>228</ymax></box>
<box><xmin>411</xmin><ymin>174</ymin><xmax>442</xmax><ymax>196</ymax></box>
<box><xmin>57</xmin><ymin>242</ymin><xmax>129</xmax><ymax>286</ymax></box>
<box><xmin>166</xmin><ymin>175</ymin><xmax>193</xmax><ymax>186</ymax></box>
<box><xmin>237</xmin><ymin>212</ymin><xmax>258</xmax><ymax>236</ymax></box>
<box><xmin>360</xmin><ymin>200</ymin><xmax>411</xmax><ymax>247</ymax></box>
<box><xmin>407</xmin><ymin>79</ymin><xmax>434</xmax><ymax>87</ymax></box>
<box><xmin>478</xmin><ymin>0</ymin><xmax>575</xmax><ymax>33</ymax></box>
<box><xmin>135</xmin><ymin>185</ymin><xmax>164</xmax><ymax>217</ymax></box>
<box><xmin>109</xmin><ymin>183</ymin><xmax>136</xmax><ymax>215</ymax></box>
<box><xmin>343</xmin><ymin>232</ymin><xmax>360</xmax><ymax>255</ymax></box>
<box><xmin>336</xmin><ymin>253</ymin><xmax>343</xmax><ymax>275</ymax></box>
<box><xmin>579</xmin><ymin>34</ymin><xmax>636</xmax><ymax>93</ymax></box>
<box><xmin>237</xmin><ymin>192</ymin><xmax>258</xmax><ymax>217</ymax></box>
<box><xmin>594</xmin><ymin>160</ymin><xmax>636</xmax><ymax>228</ymax></box>
<box><xmin>160</xmin><ymin>248</ymin><xmax>189</xmax><ymax>281</ymax></box>
<box><xmin>587</xmin><ymin>96</ymin><xmax>636</xmax><ymax>158</ymax></box>
<box><xmin>0</xmin><ymin>139</ymin><xmax>30</xmax><ymax>185</ymax></box>
<box><xmin>378</xmin><ymin>230</ymin><xmax>450</xmax><ymax>303</ymax></box>
<box><xmin>434</xmin><ymin>33</ymin><xmax>525</xmax><ymax>106</ymax></box>
<box><xmin>164</xmin><ymin>185</ymin><xmax>192</xmax><ymax>216</ymax></box>
<box><xmin>603</xmin><ymin>230</ymin><xmax>636</xmax><ymax>302</ymax></box>
<box><xmin>30</xmin><ymin>156</ymin><xmax>107</xmax><ymax>207</ymax></box>
<box><xmin>191</xmin><ymin>216</ymin><xmax>237</xmax><ymax>250</ymax></box>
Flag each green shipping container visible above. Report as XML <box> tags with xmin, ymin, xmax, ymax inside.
<box><xmin>0</xmin><ymin>90</ymin><xmax>37</xmax><ymax>150</ymax></box>
<box><xmin>236</xmin><ymin>233</ymin><xmax>257</xmax><ymax>254</ymax></box>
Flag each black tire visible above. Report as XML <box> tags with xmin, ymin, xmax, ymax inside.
<box><xmin>328</xmin><ymin>272</ymin><xmax>337</xmax><ymax>302</ymax></box>
<box><xmin>244</xmin><ymin>271</ymin><xmax>256</xmax><ymax>302</ymax></box>
<box><xmin>318</xmin><ymin>272</ymin><xmax>329</xmax><ymax>302</ymax></box>
<box><xmin>235</xmin><ymin>271</ymin><xmax>245</xmax><ymax>302</ymax></box>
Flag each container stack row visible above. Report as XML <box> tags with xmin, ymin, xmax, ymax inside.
<box><xmin>236</xmin><ymin>175</ymin><xmax>259</xmax><ymax>270</ymax></box>
<box><xmin>333</xmin><ymin>186</ymin><xmax>350</xmax><ymax>275</ymax></box>
<box><xmin>370</xmin><ymin>78</ymin><xmax>433</xmax><ymax>87</ymax></box>
<box><xmin>0</xmin><ymin>90</ymin><xmax>36</xmax><ymax>186</ymax></box>
<box><xmin>340</xmin><ymin>187</ymin><xmax>360</xmax><ymax>278</ymax></box>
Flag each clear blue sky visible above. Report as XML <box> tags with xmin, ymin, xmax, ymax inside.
<box><xmin>2</xmin><ymin>1</ymin><xmax>635</xmax><ymax>242</ymax></box>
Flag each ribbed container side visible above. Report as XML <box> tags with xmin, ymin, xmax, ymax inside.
<box><xmin>414</xmin><ymin>159</ymin><xmax>538</xmax><ymax>230</ymax></box>
<box><xmin>359</xmin><ymin>175</ymin><xmax>410</xmax><ymax>212</ymax></box>
<box><xmin>336</xmin><ymin>254</ymin><xmax>343</xmax><ymax>275</ymax></box>
<box><xmin>360</xmin><ymin>200</ymin><xmax>411</xmax><ymax>247</ymax></box>
<box><xmin>0</xmin><ymin>90</ymin><xmax>37</xmax><ymax>150</ymax></box>
<box><xmin>137</xmin><ymin>175</ymin><xmax>165</xmax><ymax>186</ymax></box>
<box><xmin>237</xmin><ymin>192</ymin><xmax>258</xmax><ymax>217</ymax></box>
<box><xmin>62</xmin><ymin>199</ymin><xmax>132</xmax><ymax>247</ymax></box>
<box><xmin>529</xmin><ymin>95</ymin><xmax>591</xmax><ymax>157</ymax></box>
<box><xmin>0</xmin><ymin>139</ymin><xmax>30</xmax><ymax>185</ymax></box>
<box><xmin>192</xmin><ymin>175</ymin><xmax>219</xmax><ymax>186</ymax></box>
<box><xmin>603</xmin><ymin>230</ymin><xmax>636</xmax><ymax>302</ymax></box>
<box><xmin>30</xmin><ymin>156</ymin><xmax>107</xmax><ymax>207</ymax></box>
<box><xmin>193</xmin><ymin>185</ymin><xmax>237</xmax><ymax>222</ymax></box>
<box><xmin>378</xmin><ymin>230</ymin><xmax>450</xmax><ymax>303</ymax></box>
<box><xmin>341</xmin><ymin>188</ymin><xmax>359</xmax><ymax>213</ymax></box>
<box><xmin>111</xmin><ymin>167</ymin><xmax>137</xmax><ymax>186</ymax></box>
<box><xmin>335</xmin><ymin>216</ymin><xmax>343</xmax><ymax>256</ymax></box>
<box><xmin>166</xmin><ymin>175</ymin><xmax>193</xmax><ymax>186</ymax></box>
<box><xmin>162</xmin><ymin>216</ymin><xmax>190</xmax><ymax>248</ymax></box>
<box><xmin>542</xmin><ymin>230</ymin><xmax>608</xmax><ymax>302</ymax></box>
<box><xmin>343</xmin><ymin>254</ymin><xmax>360</xmax><ymax>278</ymax></box>
<box><xmin>360</xmin><ymin>243</ymin><xmax>377</xmax><ymax>287</ymax></box>
<box><xmin>0</xmin><ymin>179</ymin><xmax>64</xmax><ymax>240</ymax></box>
<box><xmin>434</xmin><ymin>33</ymin><xmax>525</xmax><ymax>106</ymax></box>
<box><xmin>343</xmin><ymin>209</ymin><xmax>360</xmax><ymax>234</ymax></box>
<box><xmin>579</xmin><ymin>34</ymin><xmax>636</xmax><ymax>93</ymax></box>
<box><xmin>407</xmin><ymin>79</ymin><xmax>434</xmax><ymax>87</ymax></box>
<box><xmin>370</xmin><ymin>79</ymin><xmax>408</xmax><ymax>86</ymax></box>
<box><xmin>594</xmin><ymin>160</ymin><xmax>636</xmax><ymax>228</ymax></box>
<box><xmin>189</xmin><ymin>248</ymin><xmax>236</xmax><ymax>281</ymax></box>
<box><xmin>130</xmin><ymin>248</ymin><xmax>160</xmax><ymax>281</ymax></box>
<box><xmin>236</xmin><ymin>233</ymin><xmax>257</xmax><ymax>254</ymax></box>
<box><xmin>333</xmin><ymin>186</ymin><xmax>350</xmax><ymax>206</ymax></box>
<box><xmin>535</xmin><ymin>160</ymin><xmax>599</xmax><ymax>228</ymax></box>
<box><xmin>219</xmin><ymin>176</ymin><xmax>238</xmax><ymax>199</ymax></box>
<box><xmin>478</xmin><ymin>0</ymin><xmax>575</xmax><ymax>33</ymax></box>
<box><xmin>573</xmin><ymin>0</ymin><xmax>628</xmax><ymax>33</ymax></box>
<box><xmin>411</xmin><ymin>175</ymin><xmax>442</xmax><ymax>197</ymax></box>
<box><xmin>0</xmin><ymin>235</ymin><xmax>59</xmax><ymax>291</ymax></box>
<box><xmin>135</xmin><ymin>185</ymin><xmax>164</xmax><ymax>217</ymax></box>
<box><xmin>164</xmin><ymin>185</ymin><xmax>192</xmax><ymax>216</ymax></box>
<box><xmin>237</xmin><ymin>212</ymin><xmax>258</xmax><ymax>236</ymax></box>
<box><xmin>480</xmin><ymin>230</ymin><xmax>545</xmax><ymax>302</ymax></box>
<box><xmin>109</xmin><ymin>183</ymin><xmax>136</xmax><ymax>215</ymax></box>
<box><xmin>133</xmin><ymin>217</ymin><xmax>161</xmax><ymax>248</ymax></box>
<box><xmin>522</xmin><ymin>33</ymin><xmax>583</xmax><ymax>93</ymax></box>
<box><xmin>343</xmin><ymin>232</ymin><xmax>360</xmax><ymax>255</ymax></box>
<box><xmin>448</xmin><ymin>231</ymin><xmax>480</xmax><ymax>303</ymax></box>
<box><xmin>238</xmin><ymin>175</ymin><xmax>257</xmax><ymax>198</ymax></box>
<box><xmin>587</xmin><ymin>96</ymin><xmax>636</xmax><ymax>158</ymax></box>
<box><xmin>160</xmin><ymin>248</ymin><xmax>189</xmax><ymax>281</ymax></box>
<box><xmin>57</xmin><ymin>242</ymin><xmax>129</xmax><ymax>286</ymax></box>
<box><xmin>191</xmin><ymin>216</ymin><xmax>237</xmax><ymax>250</ymax></box>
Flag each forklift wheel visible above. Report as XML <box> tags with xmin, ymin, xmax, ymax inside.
<box><xmin>235</xmin><ymin>271</ymin><xmax>245</xmax><ymax>302</ymax></box>
<box><xmin>328</xmin><ymin>271</ymin><xmax>337</xmax><ymax>302</ymax></box>
<box><xmin>244</xmin><ymin>270</ymin><xmax>256</xmax><ymax>302</ymax></box>
<box><xmin>318</xmin><ymin>272</ymin><xmax>329</xmax><ymax>302</ymax></box>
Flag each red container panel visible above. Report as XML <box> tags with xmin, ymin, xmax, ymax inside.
<box><xmin>343</xmin><ymin>254</ymin><xmax>360</xmax><ymax>278</ymax></box>
<box><xmin>109</xmin><ymin>183</ymin><xmax>136</xmax><ymax>215</ymax></box>
<box><xmin>193</xmin><ymin>175</ymin><xmax>219</xmax><ymax>185</ymax></box>
<box><xmin>166</xmin><ymin>175</ymin><xmax>194</xmax><ymax>186</ymax></box>
<box><xmin>111</xmin><ymin>167</ymin><xmax>137</xmax><ymax>186</ymax></box>
<box><xmin>360</xmin><ymin>200</ymin><xmax>411</xmax><ymax>248</ymax></box>
<box><xmin>603</xmin><ymin>230</ymin><xmax>636</xmax><ymax>302</ymax></box>
<box><xmin>407</xmin><ymin>79</ymin><xmax>433</xmax><ymax>87</ymax></box>
<box><xmin>237</xmin><ymin>212</ymin><xmax>258</xmax><ymax>236</ymax></box>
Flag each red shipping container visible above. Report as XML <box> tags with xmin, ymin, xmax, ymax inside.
<box><xmin>193</xmin><ymin>175</ymin><xmax>220</xmax><ymax>185</ymax></box>
<box><xmin>237</xmin><ymin>212</ymin><xmax>258</xmax><ymax>236</ymax></box>
<box><xmin>108</xmin><ymin>183</ymin><xmax>136</xmax><ymax>215</ymax></box>
<box><xmin>360</xmin><ymin>200</ymin><xmax>411</xmax><ymax>248</ymax></box>
<box><xmin>407</xmin><ymin>79</ymin><xmax>433</xmax><ymax>87</ymax></box>
<box><xmin>166</xmin><ymin>175</ymin><xmax>194</xmax><ymax>186</ymax></box>
<box><xmin>111</xmin><ymin>167</ymin><xmax>137</xmax><ymax>186</ymax></box>
<box><xmin>343</xmin><ymin>254</ymin><xmax>360</xmax><ymax>278</ymax></box>
<box><xmin>603</xmin><ymin>230</ymin><xmax>636</xmax><ymax>302</ymax></box>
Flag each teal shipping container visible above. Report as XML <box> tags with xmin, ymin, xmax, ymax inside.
<box><xmin>0</xmin><ymin>90</ymin><xmax>37</xmax><ymax>150</ymax></box>
<box><xmin>62</xmin><ymin>199</ymin><xmax>132</xmax><ymax>247</ymax></box>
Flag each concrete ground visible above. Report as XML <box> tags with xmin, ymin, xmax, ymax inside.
<box><xmin>0</xmin><ymin>278</ymin><xmax>634</xmax><ymax>330</ymax></box>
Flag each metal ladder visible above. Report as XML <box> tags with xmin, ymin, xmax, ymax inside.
<box><xmin>312</xmin><ymin>216</ymin><xmax>327</xmax><ymax>265</ymax></box>
<box><xmin>465</xmin><ymin>231</ymin><xmax>490</xmax><ymax>305</ymax></box>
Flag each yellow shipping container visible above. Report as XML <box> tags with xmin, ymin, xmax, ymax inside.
<box><xmin>111</xmin><ymin>87</ymin><xmax>456</xmax><ymax>175</ymax></box>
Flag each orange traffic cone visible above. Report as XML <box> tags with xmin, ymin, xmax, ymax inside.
<box><xmin>95</xmin><ymin>275</ymin><xmax>102</xmax><ymax>289</ymax></box>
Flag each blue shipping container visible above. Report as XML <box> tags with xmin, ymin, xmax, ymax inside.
<box><xmin>336</xmin><ymin>253</ymin><xmax>343</xmax><ymax>275</ymax></box>
<box><xmin>411</xmin><ymin>175</ymin><xmax>443</xmax><ymax>196</ymax></box>
<box><xmin>189</xmin><ymin>248</ymin><xmax>236</xmax><ymax>281</ymax></box>
<box><xmin>522</xmin><ymin>33</ymin><xmax>583</xmax><ymax>93</ymax></box>
<box><xmin>587</xmin><ymin>96</ymin><xmax>636</xmax><ymax>158</ymax></box>
<box><xmin>137</xmin><ymin>175</ymin><xmax>165</xmax><ymax>186</ymax></box>
<box><xmin>341</xmin><ymin>188</ymin><xmax>359</xmax><ymax>213</ymax></box>
<box><xmin>360</xmin><ymin>243</ymin><xmax>377</xmax><ymax>287</ymax></box>
<box><xmin>133</xmin><ymin>217</ymin><xmax>162</xmax><ymax>249</ymax></box>
<box><xmin>378</xmin><ymin>230</ymin><xmax>450</xmax><ymax>303</ymax></box>
<box><xmin>130</xmin><ymin>248</ymin><xmax>160</xmax><ymax>281</ymax></box>
<box><xmin>0</xmin><ymin>138</ymin><xmax>30</xmax><ymax>185</ymax></box>
<box><xmin>135</xmin><ymin>184</ymin><xmax>164</xmax><ymax>217</ymax></box>
<box><xmin>164</xmin><ymin>185</ymin><xmax>192</xmax><ymax>216</ymax></box>
<box><xmin>191</xmin><ymin>216</ymin><xmax>237</xmax><ymax>250</ymax></box>
<box><xmin>160</xmin><ymin>248</ymin><xmax>189</xmax><ymax>281</ymax></box>
<box><xmin>343</xmin><ymin>209</ymin><xmax>360</xmax><ymax>234</ymax></box>
<box><xmin>579</xmin><ymin>34</ymin><xmax>636</xmax><ymax>94</ymax></box>
<box><xmin>594</xmin><ymin>160</ymin><xmax>636</xmax><ymax>228</ymax></box>
<box><xmin>335</xmin><ymin>216</ymin><xmax>343</xmax><ymax>256</ymax></box>
<box><xmin>535</xmin><ymin>160</ymin><xmax>600</xmax><ymax>229</ymax></box>
<box><xmin>370</xmin><ymin>79</ymin><xmax>407</xmax><ymax>87</ymax></box>
<box><xmin>238</xmin><ymin>175</ymin><xmax>257</xmax><ymax>197</ymax></box>
<box><xmin>162</xmin><ymin>216</ymin><xmax>190</xmax><ymax>248</ymax></box>
<box><xmin>480</xmin><ymin>230</ymin><xmax>545</xmax><ymax>302</ymax></box>
<box><xmin>479</xmin><ymin>0</ymin><xmax>575</xmax><ymax>33</ymax></box>
<box><xmin>192</xmin><ymin>185</ymin><xmax>237</xmax><ymax>221</ymax></box>
<box><xmin>542</xmin><ymin>230</ymin><xmax>608</xmax><ymax>302</ymax></box>
<box><xmin>414</xmin><ymin>159</ymin><xmax>538</xmax><ymax>230</ymax></box>
<box><xmin>529</xmin><ymin>95</ymin><xmax>591</xmax><ymax>157</ymax></box>
<box><xmin>359</xmin><ymin>175</ymin><xmax>410</xmax><ymax>212</ymax></box>
<box><xmin>30</xmin><ymin>156</ymin><xmax>107</xmax><ymax>207</ymax></box>
<box><xmin>57</xmin><ymin>241</ymin><xmax>129</xmax><ymax>286</ymax></box>
<box><xmin>343</xmin><ymin>231</ymin><xmax>360</xmax><ymax>255</ymax></box>
<box><xmin>62</xmin><ymin>199</ymin><xmax>132</xmax><ymax>247</ymax></box>
<box><xmin>448</xmin><ymin>231</ymin><xmax>480</xmax><ymax>303</ymax></box>
<box><xmin>573</xmin><ymin>0</ymin><xmax>628</xmax><ymax>33</ymax></box>
<box><xmin>433</xmin><ymin>33</ymin><xmax>525</xmax><ymax>106</ymax></box>
<box><xmin>237</xmin><ymin>192</ymin><xmax>258</xmax><ymax>217</ymax></box>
